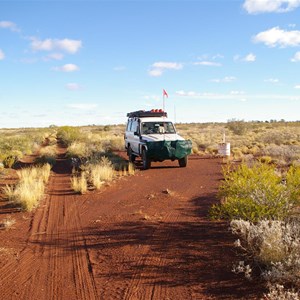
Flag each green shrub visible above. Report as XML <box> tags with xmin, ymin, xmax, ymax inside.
<box><xmin>226</xmin><ymin>119</ymin><xmax>249</xmax><ymax>135</ymax></box>
<box><xmin>259</xmin><ymin>155</ymin><xmax>273</xmax><ymax>164</ymax></box>
<box><xmin>35</xmin><ymin>155</ymin><xmax>56</xmax><ymax>166</ymax></box>
<box><xmin>210</xmin><ymin>163</ymin><xmax>300</xmax><ymax>221</ymax></box>
<box><xmin>57</xmin><ymin>126</ymin><xmax>82</xmax><ymax>146</ymax></box>
<box><xmin>3</xmin><ymin>155</ymin><xmax>18</xmax><ymax>168</ymax></box>
<box><xmin>286</xmin><ymin>166</ymin><xmax>300</xmax><ymax>203</ymax></box>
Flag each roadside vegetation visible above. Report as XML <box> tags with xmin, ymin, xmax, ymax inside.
<box><xmin>210</xmin><ymin>161</ymin><xmax>300</xmax><ymax>298</ymax></box>
<box><xmin>3</xmin><ymin>164</ymin><xmax>51</xmax><ymax>211</ymax></box>
<box><xmin>2</xmin><ymin>121</ymin><xmax>300</xmax><ymax>297</ymax></box>
<box><xmin>0</xmin><ymin>127</ymin><xmax>56</xmax><ymax>169</ymax></box>
<box><xmin>177</xmin><ymin>120</ymin><xmax>300</xmax><ymax>168</ymax></box>
<box><xmin>55</xmin><ymin>125</ymin><xmax>134</xmax><ymax>194</ymax></box>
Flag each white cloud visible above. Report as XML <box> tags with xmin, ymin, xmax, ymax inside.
<box><xmin>291</xmin><ymin>51</ymin><xmax>300</xmax><ymax>62</ymax></box>
<box><xmin>253</xmin><ymin>27</ymin><xmax>300</xmax><ymax>47</ymax></box>
<box><xmin>234</xmin><ymin>53</ymin><xmax>256</xmax><ymax>62</ymax></box>
<box><xmin>67</xmin><ymin>103</ymin><xmax>98</xmax><ymax>110</ymax></box>
<box><xmin>264</xmin><ymin>78</ymin><xmax>279</xmax><ymax>83</ymax></box>
<box><xmin>152</xmin><ymin>62</ymin><xmax>182</xmax><ymax>69</ymax></box>
<box><xmin>244</xmin><ymin>53</ymin><xmax>256</xmax><ymax>62</ymax></box>
<box><xmin>65</xmin><ymin>83</ymin><xmax>81</xmax><ymax>90</ymax></box>
<box><xmin>295</xmin><ymin>84</ymin><xmax>300</xmax><ymax>89</ymax></box>
<box><xmin>30</xmin><ymin>38</ymin><xmax>82</xmax><ymax>54</ymax></box>
<box><xmin>148</xmin><ymin>61</ymin><xmax>183</xmax><ymax>77</ymax></box>
<box><xmin>243</xmin><ymin>0</ymin><xmax>300</xmax><ymax>14</ymax></box>
<box><xmin>52</xmin><ymin>64</ymin><xmax>79</xmax><ymax>72</ymax></box>
<box><xmin>211</xmin><ymin>76</ymin><xmax>237</xmax><ymax>83</ymax></box>
<box><xmin>0</xmin><ymin>49</ymin><xmax>5</xmax><ymax>60</ymax></box>
<box><xmin>194</xmin><ymin>61</ymin><xmax>222</xmax><ymax>67</ymax></box>
<box><xmin>0</xmin><ymin>21</ymin><xmax>20</xmax><ymax>32</ymax></box>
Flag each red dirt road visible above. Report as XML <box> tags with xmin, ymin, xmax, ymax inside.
<box><xmin>0</xmin><ymin>146</ymin><xmax>265</xmax><ymax>299</ymax></box>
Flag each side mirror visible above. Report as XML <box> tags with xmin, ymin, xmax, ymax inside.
<box><xmin>134</xmin><ymin>131</ymin><xmax>139</xmax><ymax>136</ymax></box>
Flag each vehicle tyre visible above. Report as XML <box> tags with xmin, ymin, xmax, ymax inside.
<box><xmin>142</xmin><ymin>149</ymin><xmax>151</xmax><ymax>170</ymax></box>
<box><xmin>128</xmin><ymin>146</ymin><xmax>136</xmax><ymax>162</ymax></box>
<box><xmin>178</xmin><ymin>156</ymin><xmax>188</xmax><ymax>167</ymax></box>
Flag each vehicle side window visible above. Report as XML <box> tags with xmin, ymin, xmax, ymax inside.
<box><xmin>131</xmin><ymin>120</ymin><xmax>138</xmax><ymax>133</ymax></box>
<box><xmin>126</xmin><ymin>120</ymin><xmax>131</xmax><ymax>131</ymax></box>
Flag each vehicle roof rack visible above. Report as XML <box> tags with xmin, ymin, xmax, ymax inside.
<box><xmin>127</xmin><ymin>109</ymin><xmax>167</xmax><ymax>118</ymax></box>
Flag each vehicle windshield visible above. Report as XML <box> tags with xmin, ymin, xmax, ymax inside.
<box><xmin>141</xmin><ymin>122</ymin><xmax>176</xmax><ymax>134</ymax></box>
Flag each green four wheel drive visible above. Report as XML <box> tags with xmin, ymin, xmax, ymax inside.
<box><xmin>125</xmin><ymin>109</ymin><xmax>192</xmax><ymax>170</ymax></box>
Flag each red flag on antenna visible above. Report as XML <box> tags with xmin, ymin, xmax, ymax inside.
<box><xmin>163</xmin><ymin>89</ymin><xmax>168</xmax><ymax>98</ymax></box>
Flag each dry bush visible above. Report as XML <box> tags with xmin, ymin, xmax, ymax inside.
<box><xmin>107</xmin><ymin>136</ymin><xmax>124</xmax><ymax>151</ymax></box>
<box><xmin>71</xmin><ymin>172</ymin><xmax>88</xmax><ymax>194</ymax></box>
<box><xmin>88</xmin><ymin>157</ymin><xmax>115</xmax><ymax>188</ymax></box>
<box><xmin>258</xmin><ymin>128</ymin><xmax>300</xmax><ymax>146</ymax></box>
<box><xmin>263</xmin><ymin>145</ymin><xmax>300</xmax><ymax>166</ymax></box>
<box><xmin>17</xmin><ymin>164</ymin><xmax>51</xmax><ymax>184</ymax></box>
<box><xmin>87</xmin><ymin>158</ymin><xmax>115</xmax><ymax>190</ymax></box>
<box><xmin>231</xmin><ymin>219</ymin><xmax>300</xmax><ymax>287</ymax></box>
<box><xmin>120</xmin><ymin>162</ymin><xmax>136</xmax><ymax>177</ymax></box>
<box><xmin>39</xmin><ymin>145</ymin><xmax>57</xmax><ymax>158</ymax></box>
<box><xmin>6</xmin><ymin>165</ymin><xmax>51</xmax><ymax>211</ymax></box>
<box><xmin>14</xmin><ymin>179</ymin><xmax>45</xmax><ymax>211</ymax></box>
<box><xmin>89</xmin><ymin>165</ymin><xmax>104</xmax><ymax>189</ymax></box>
<box><xmin>36</xmin><ymin>145</ymin><xmax>57</xmax><ymax>166</ymax></box>
<box><xmin>2</xmin><ymin>184</ymin><xmax>15</xmax><ymax>201</ymax></box>
<box><xmin>73</xmin><ymin>156</ymin><xmax>122</xmax><ymax>192</ymax></box>
<box><xmin>264</xmin><ymin>284</ymin><xmax>300</xmax><ymax>300</ymax></box>
<box><xmin>67</xmin><ymin>142</ymin><xmax>90</xmax><ymax>158</ymax></box>
<box><xmin>128</xmin><ymin>162</ymin><xmax>135</xmax><ymax>175</ymax></box>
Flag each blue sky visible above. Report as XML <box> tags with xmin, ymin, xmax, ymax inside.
<box><xmin>1</xmin><ymin>0</ymin><xmax>300</xmax><ymax>128</ymax></box>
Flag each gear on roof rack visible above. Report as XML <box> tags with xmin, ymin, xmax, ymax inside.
<box><xmin>127</xmin><ymin>109</ymin><xmax>167</xmax><ymax>118</ymax></box>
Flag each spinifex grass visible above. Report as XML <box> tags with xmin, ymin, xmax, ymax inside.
<box><xmin>2</xmin><ymin>184</ymin><xmax>15</xmax><ymax>201</ymax></box>
<box><xmin>127</xmin><ymin>162</ymin><xmax>135</xmax><ymax>176</ymax></box>
<box><xmin>39</xmin><ymin>145</ymin><xmax>57</xmax><ymax>158</ymax></box>
<box><xmin>71</xmin><ymin>172</ymin><xmax>88</xmax><ymax>194</ymax></box>
<box><xmin>4</xmin><ymin>164</ymin><xmax>52</xmax><ymax>211</ymax></box>
<box><xmin>88</xmin><ymin>158</ymin><xmax>115</xmax><ymax>190</ymax></box>
<box><xmin>14</xmin><ymin>179</ymin><xmax>45</xmax><ymax>211</ymax></box>
<box><xmin>17</xmin><ymin>164</ymin><xmax>51</xmax><ymax>184</ymax></box>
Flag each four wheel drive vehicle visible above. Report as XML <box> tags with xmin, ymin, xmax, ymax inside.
<box><xmin>125</xmin><ymin>109</ymin><xmax>192</xmax><ymax>169</ymax></box>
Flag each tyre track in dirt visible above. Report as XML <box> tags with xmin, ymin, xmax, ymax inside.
<box><xmin>0</xmin><ymin>148</ymin><xmax>266</xmax><ymax>299</ymax></box>
<box><xmin>0</xmin><ymin>145</ymin><xmax>98</xmax><ymax>300</ymax></box>
<box><xmin>76</xmin><ymin>156</ymin><xmax>264</xmax><ymax>299</ymax></box>
<box><xmin>121</xmin><ymin>211</ymin><xmax>193</xmax><ymax>300</ymax></box>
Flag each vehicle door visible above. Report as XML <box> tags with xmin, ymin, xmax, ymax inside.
<box><xmin>130</xmin><ymin>119</ymin><xmax>140</xmax><ymax>154</ymax></box>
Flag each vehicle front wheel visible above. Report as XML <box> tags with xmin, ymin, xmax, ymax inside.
<box><xmin>142</xmin><ymin>149</ymin><xmax>151</xmax><ymax>170</ymax></box>
<box><xmin>178</xmin><ymin>156</ymin><xmax>188</xmax><ymax>167</ymax></box>
<box><xmin>128</xmin><ymin>146</ymin><xmax>136</xmax><ymax>163</ymax></box>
